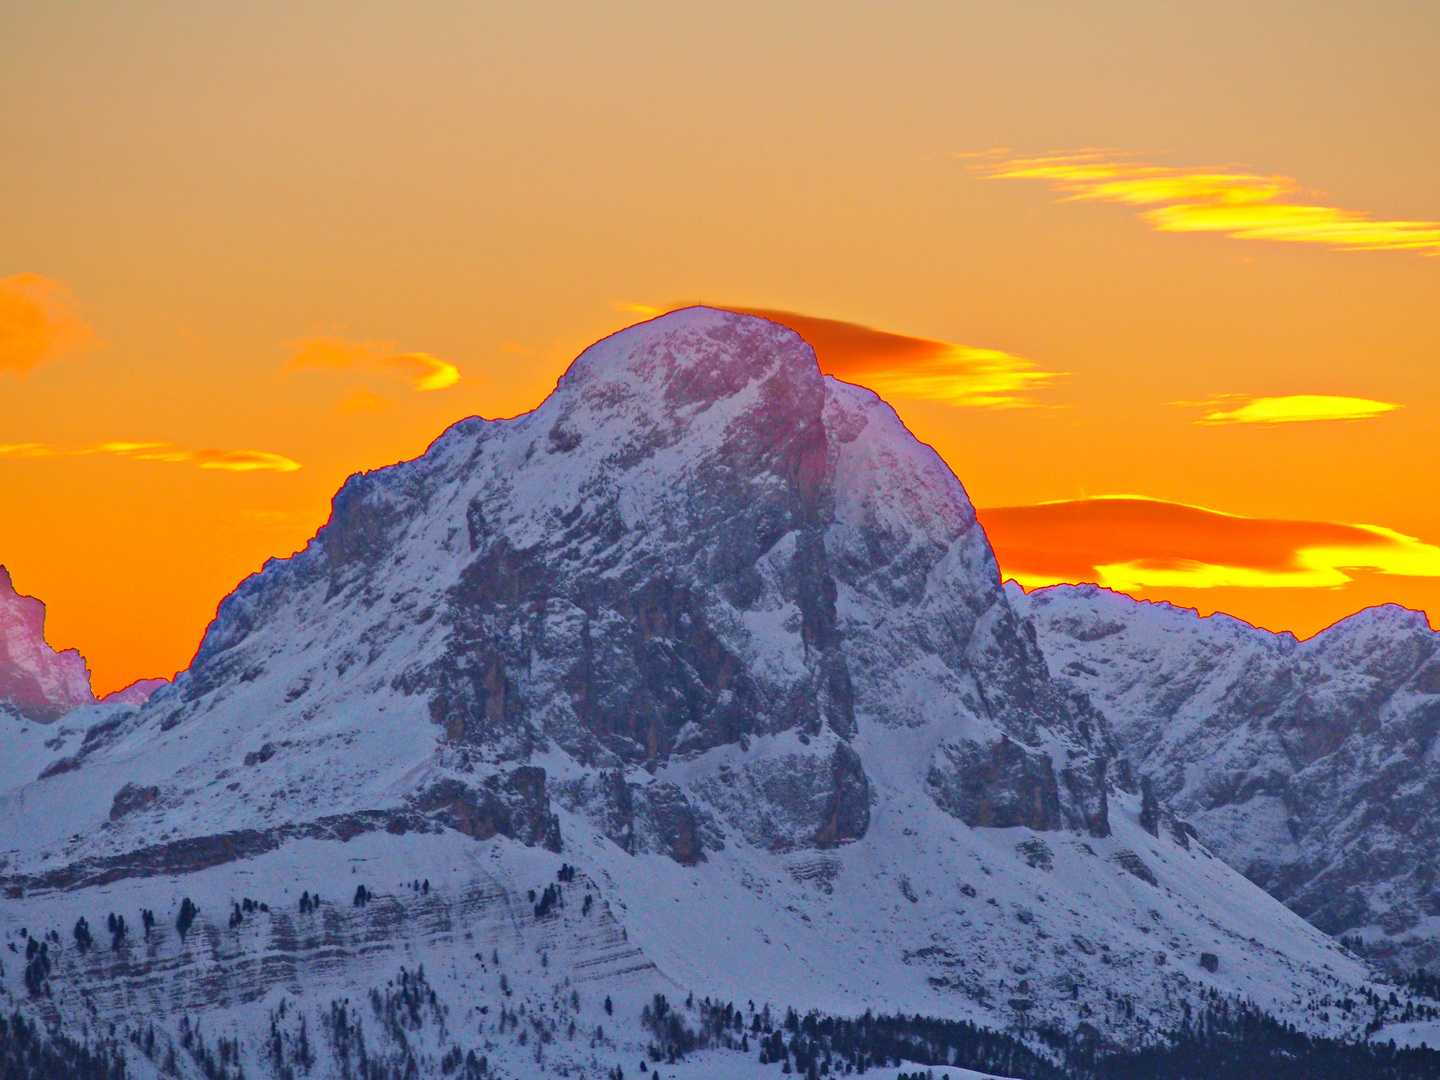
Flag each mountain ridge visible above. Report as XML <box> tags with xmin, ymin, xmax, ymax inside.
<box><xmin>1011</xmin><ymin>579</ymin><xmax>1440</xmax><ymax>976</ymax></box>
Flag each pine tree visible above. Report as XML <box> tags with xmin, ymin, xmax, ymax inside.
<box><xmin>1140</xmin><ymin>776</ymin><xmax>1161</xmax><ymax>837</ymax></box>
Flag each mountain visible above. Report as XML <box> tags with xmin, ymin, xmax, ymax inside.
<box><xmin>0</xmin><ymin>309</ymin><xmax>1432</xmax><ymax>1079</ymax></box>
<box><xmin>102</xmin><ymin>677</ymin><xmax>171</xmax><ymax>705</ymax></box>
<box><xmin>0</xmin><ymin>564</ymin><xmax>95</xmax><ymax>721</ymax></box>
<box><xmin>1010</xmin><ymin>581</ymin><xmax>1440</xmax><ymax>976</ymax></box>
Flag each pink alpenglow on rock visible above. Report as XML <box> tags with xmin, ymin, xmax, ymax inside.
<box><xmin>0</xmin><ymin>565</ymin><xmax>96</xmax><ymax>721</ymax></box>
<box><xmin>102</xmin><ymin>677</ymin><xmax>170</xmax><ymax>705</ymax></box>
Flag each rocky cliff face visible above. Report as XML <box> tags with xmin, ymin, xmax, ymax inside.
<box><xmin>0</xmin><ymin>565</ymin><xmax>95</xmax><ymax>722</ymax></box>
<box><xmin>1011</xmin><ymin>581</ymin><xmax>1440</xmax><ymax>973</ymax></box>
<box><xmin>0</xmin><ymin>311</ymin><xmax>1413</xmax><ymax>1079</ymax></box>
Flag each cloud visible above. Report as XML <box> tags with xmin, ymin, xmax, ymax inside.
<box><xmin>613</xmin><ymin>301</ymin><xmax>666</xmax><ymax>318</ymax></box>
<box><xmin>972</xmin><ymin>151</ymin><xmax>1440</xmax><ymax>255</ymax></box>
<box><xmin>1187</xmin><ymin>394</ymin><xmax>1401</xmax><ymax>425</ymax></box>
<box><xmin>726</xmin><ymin>307</ymin><xmax>1065</xmax><ymax>408</ymax></box>
<box><xmin>0</xmin><ymin>274</ymin><xmax>96</xmax><ymax>375</ymax></box>
<box><xmin>187</xmin><ymin>449</ymin><xmax>303</xmax><ymax>472</ymax></box>
<box><xmin>284</xmin><ymin>335</ymin><xmax>460</xmax><ymax>391</ymax></box>
<box><xmin>385</xmin><ymin>352</ymin><xmax>460</xmax><ymax>391</ymax></box>
<box><xmin>0</xmin><ymin>441</ymin><xmax>300</xmax><ymax>472</ymax></box>
<box><xmin>976</xmin><ymin>495</ymin><xmax>1440</xmax><ymax>592</ymax></box>
<box><xmin>336</xmin><ymin>386</ymin><xmax>394</xmax><ymax>415</ymax></box>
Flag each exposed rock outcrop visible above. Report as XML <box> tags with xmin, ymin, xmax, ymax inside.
<box><xmin>412</xmin><ymin>767</ymin><xmax>563</xmax><ymax>852</ymax></box>
<box><xmin>928</xmin><ymin>736</ymin><xmax>1062</xmax><ymax>831</ymax></box>
<box><xmin>0</xmin><ymin>565</ymin><xmax>95</xmax><ymax>721</ymax></box>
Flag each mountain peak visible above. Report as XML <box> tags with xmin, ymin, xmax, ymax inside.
<box><xmin>564</xmin><ymin>307</ymin><xmax>820</xmax><ymax>395</ymax></box>
<box><xmin>0</xmin><ymin>564</ymin><xmax>96</xmax><ymax>721</ymax></box>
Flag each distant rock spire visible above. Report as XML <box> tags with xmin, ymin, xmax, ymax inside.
<box><xmin>0</xmin><ymin>564</ymin><xmax>97</xmax><ymax>721</ymax></box>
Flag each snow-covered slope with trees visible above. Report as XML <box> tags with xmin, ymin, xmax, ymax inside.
<box><xmin>0</xmin><ymin>311</ymin><xmax>1429</xmax><ymax>1079</ymax></box>
<box><xmin>1010</xmin><ymin>581</ymin><xmax>1440</xmax><ymax>976</ymax></box>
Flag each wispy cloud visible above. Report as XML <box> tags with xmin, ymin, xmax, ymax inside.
<box><xmin>977</xmin><ymin>495</ymin><xmax>1440</xmax><ymax>592</ymax></box>
<box><xmin>613</xmin><ymin>301</ymin><xmax>666</xmax><ymax>318</ymax></box>
<box><xmin>335</xmin><ymin>386</ymin><xmax>394</xmax><ymax>415</ymax></box>
<box><xmin>0</xmin><ymin>441</ymin><xmax>300</xmax><ymax>472</ymax></box>
<box><xmin>284</xmin><ymin>335</ymin><xmax>460</xmax><ymax>391</ymax></box>
<box><xmin>1185</xmin><ymin>394</ymin><xmax>1401</xmax><ymax>425</ymax></box>
<box><xmin>0</xmin><ymin>274</ymin><xmax>96</xmax><ymax>375</ymax></box>
<box><xmin>972</xmin><ymin>151</ymin><xmax>1440</xmax><ymax>255</ymax></box>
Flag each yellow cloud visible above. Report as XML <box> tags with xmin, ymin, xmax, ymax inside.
<box><xmin>0</xmin><ymin>443</ymin><xmax>53</xmax><ymax>458</ymax></box>
<box><xmin>284</xmin><ymin>335</ymin><xmax>460</xmax><ymax>391</ymax></box>
<box><xmin>973</xmin><ymin>152</ymin><xmax>1440</xmax><ymax>255</ymax></box>
<box><xmin>613</xmin><ymin>301</ymin><xmax>665</xmax><ymax>318</ymax></box>
<box><xmin>382</xmin><ymin>352</ymin><xmax>460</xmax><ymax>391</ymax></box>
<box><xmin>1192</xmin><ymin>394</ymin><xmax>1401</xmax><ymax>425</ymax></box>
<box><xmin>977</xmin><ymin>495</ymin><xmax>1440</xmax><ymax>593</ymax></box>
<box><xmin>0</xmin><ymin>274</ymin><xmax>96</xmax><ymax>375</ymax></box>
<box><xmin>0</xmin><ymin>441</ymin><xmax>300</xmax><ymax>472</ymax></box>
<box><xmin>189</xmin><ymin>449</ymin><xmax>303</xmax><ymax>472</ymax></box>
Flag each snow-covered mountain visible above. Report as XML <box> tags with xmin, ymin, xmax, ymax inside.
<box><xmin>1010</xmin><ymin>581</ymin><xmax>1440</xmax><ymax>976</ymax></box>
<box><xmin>102</xmin><ymin>676</ymin><xmax>171</xmax><ymax>705</ymax></box>
<box><xmin>0</xmin><ymin>310</ymin><xmax>1430</xmax><ymax>1079</ymax></box>
<box><xmin>0</xmin><ymin>565</ymin><xmax>95</xmax><ymax>721</ymax></box>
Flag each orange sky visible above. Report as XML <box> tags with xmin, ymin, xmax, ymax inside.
<box><xmin>2</xmin><ymin>3</ymin><xmax>1438</xmax><ymax>694</ymax></box>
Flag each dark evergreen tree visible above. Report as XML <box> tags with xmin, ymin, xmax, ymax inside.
<box><xmin>176</xmin><ymin>897</ymin><xmax>199</xmax><ymax>940</ymax></box>
<box><xmin>1140</xmin><ymin>776</ymin><xmax>1161</xmax><ymax>837</ymax></box>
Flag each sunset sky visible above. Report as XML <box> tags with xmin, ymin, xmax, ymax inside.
<box><xmin>3</xmin><ymin>3</ymin><xmax>1438</xmax><ymax>694</ymax></box>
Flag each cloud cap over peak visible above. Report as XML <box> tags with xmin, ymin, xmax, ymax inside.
<box><xmin>721</xmin><ymin>307</ymin><xmax>1065</xmax><ymax>409</ymax></box>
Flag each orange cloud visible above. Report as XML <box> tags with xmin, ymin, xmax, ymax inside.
<box><xmin>1187</xmin><ymin>394</ymin><xmax>1401</xmax><ymax>425</ymax></box>
<box><xmin>284</xmin><ymin>335</ymin><xmax>460</xmax><ymax>391</ymax></box>
<box><xmin>977</xmin><ymin>496</ymin><xmax>1440</xmax><ymax>592</ymax></box>
<box><xmin>723</xmin><ymin>307</ymin><xmax>1065</xmax><ymax>408</ymax></box>
<box><xmin>0</xmin><ymin>274</ymin><xmax>95</xmax><ymax>374</ymax></box>
<box><xmin>0</xmin><ymin>441</ymin><xmax>300</xmax><ymax>472</ymax></box>
<box><xmin>336</xmin><ymin>386</ymin><xmax>394</xmax><ymax>415</ymax></box>
<box><xmin>973</xmin><ymin>152</ymin><xmax>1440</xmax><ymax>255</ymax></box>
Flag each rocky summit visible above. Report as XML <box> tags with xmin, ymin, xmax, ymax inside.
<box><xmin>0</xmin><ymin>309</ymin><xmax>1435</xmax><ymax>1079</ymax></box>
<box><xmin>0</xmin><ymin>565</ymin><xmax>95</xmax><ymax>722</ymax></box>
